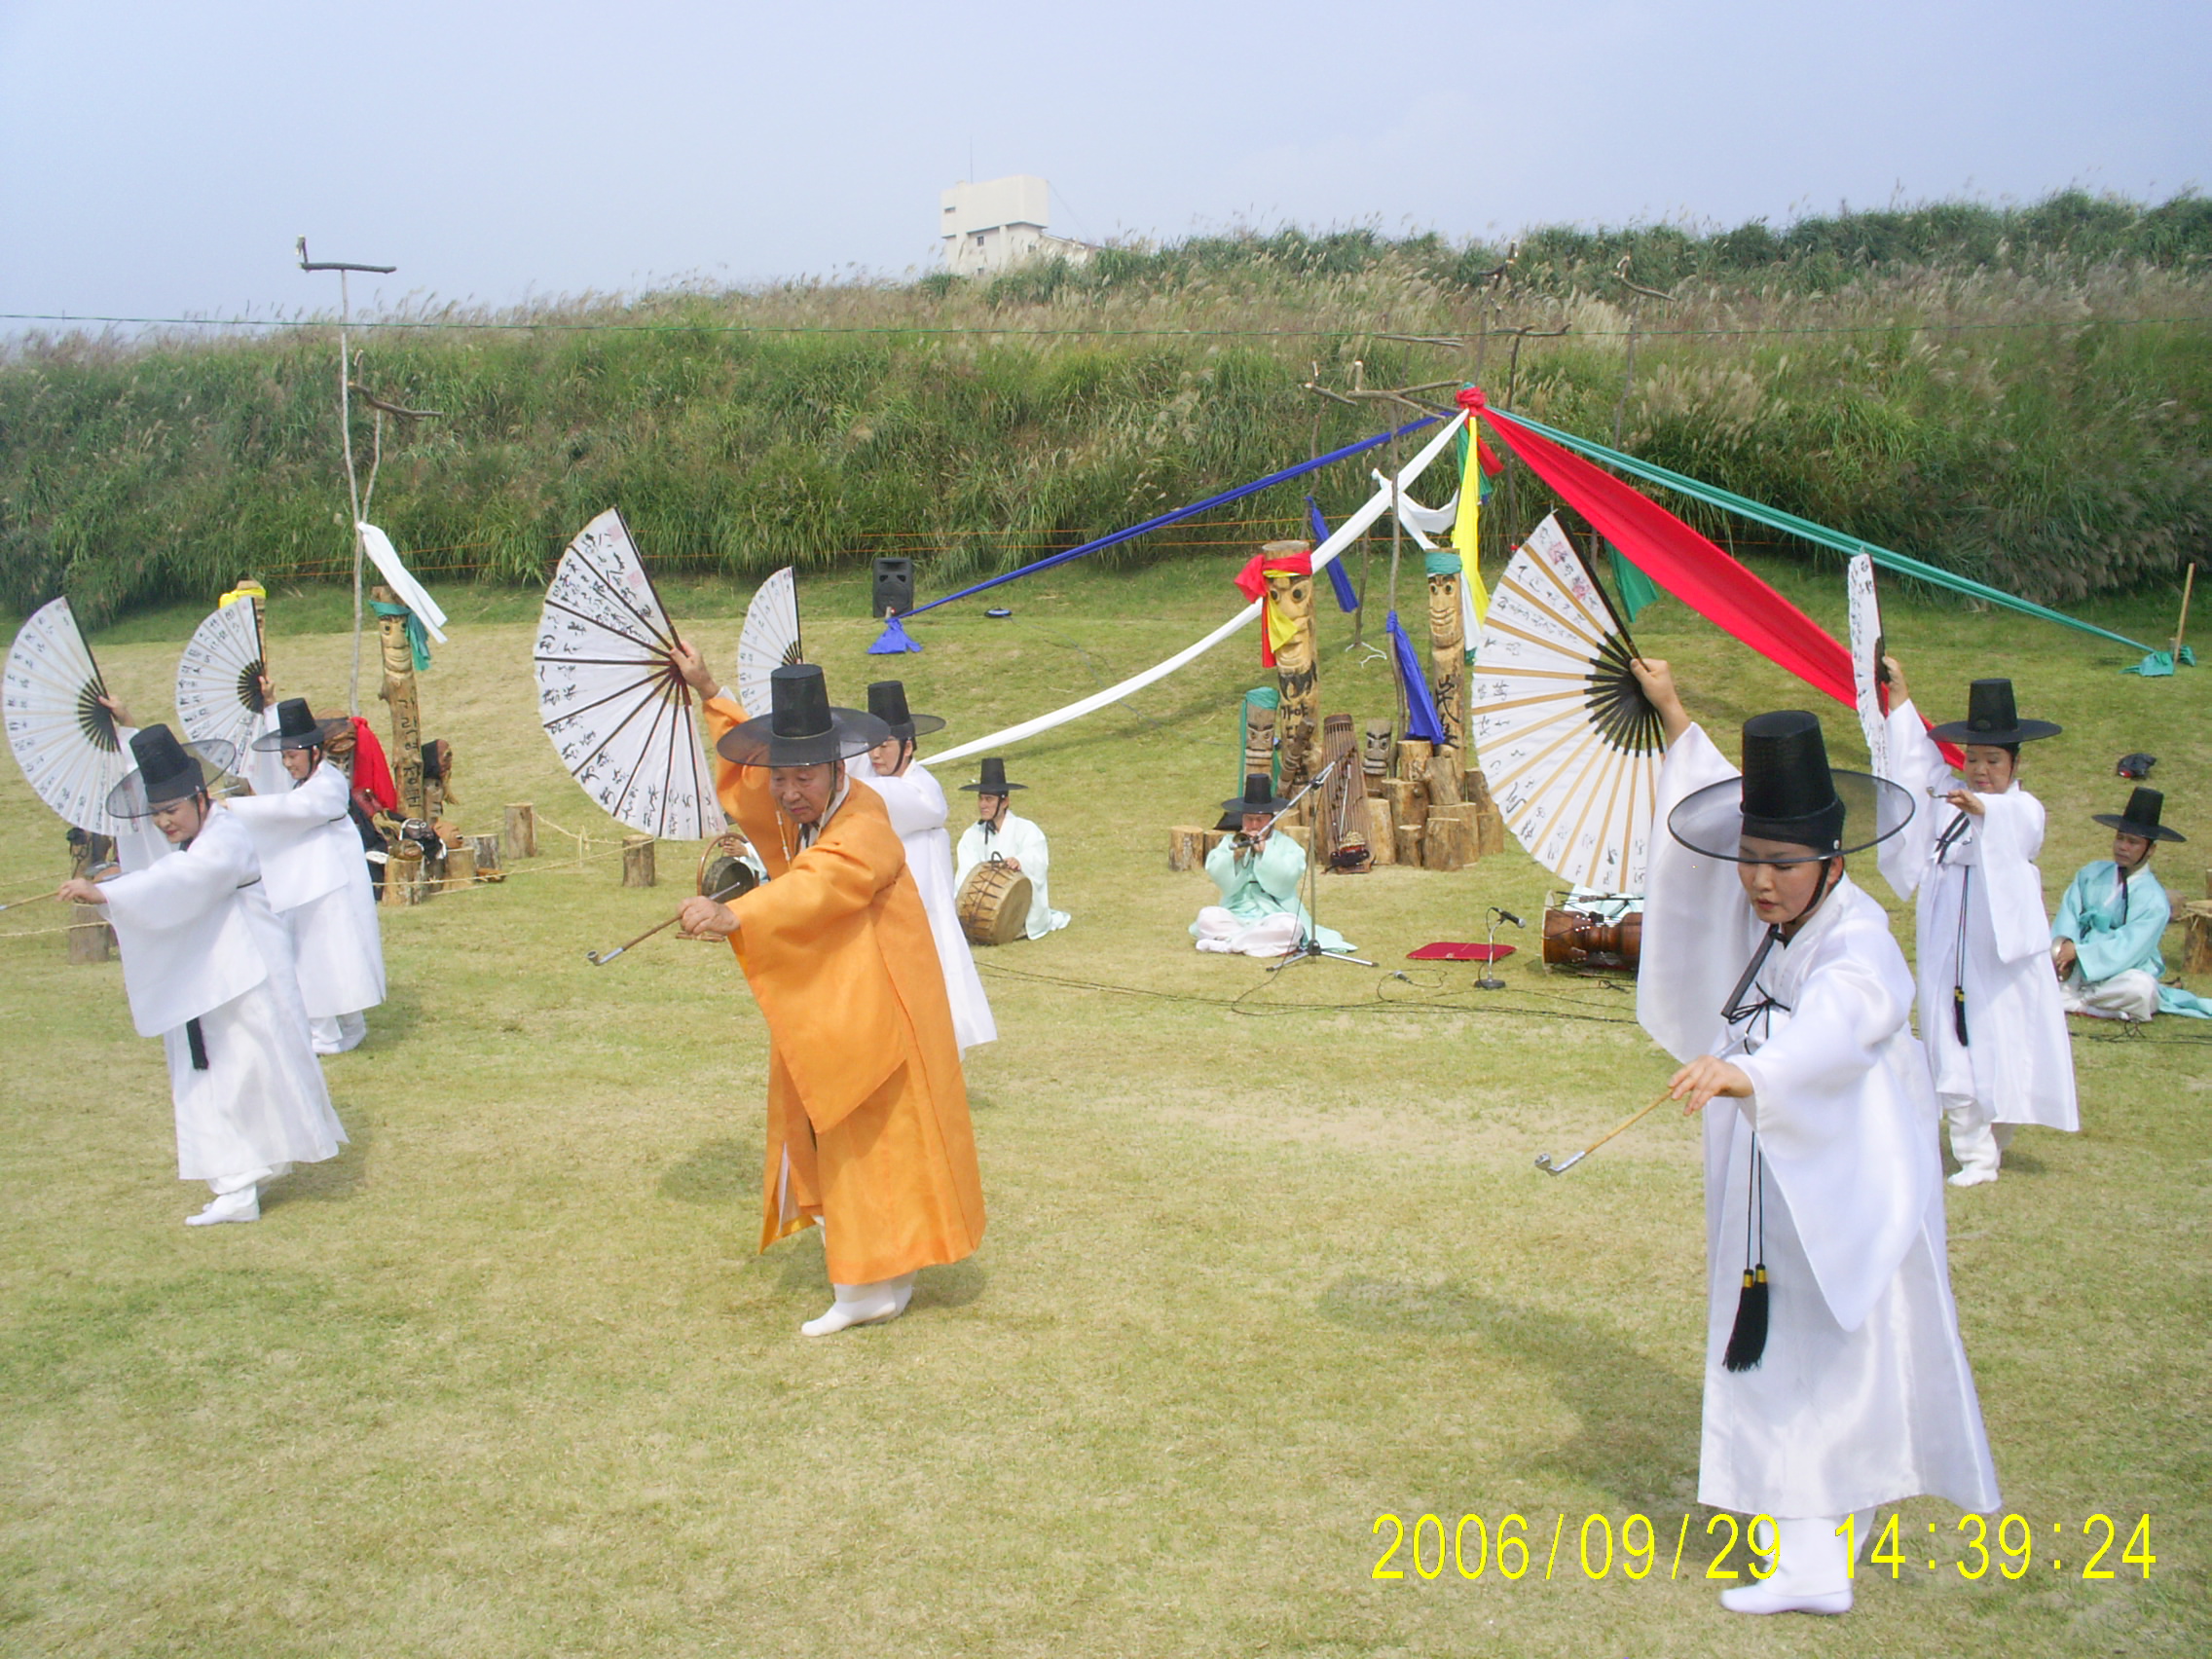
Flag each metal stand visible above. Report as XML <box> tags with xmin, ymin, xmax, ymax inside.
<box><xmin>1475</xmin><ymin>905</ymin><xmax>1524</xmax><ymax>990</ymax></box>
<box><xmin>1265</xmin><ymin>758</ymin><xmax>1375</xmax><ymax>974</ymax></box>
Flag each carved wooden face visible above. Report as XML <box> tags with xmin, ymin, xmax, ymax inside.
<box><xmin>1244</xmin><ymin>705</ymin><xmax>1276</xmax><ymax>756</ymax></box>
<box><xmin>1265</xmin><ymin>570</ymin><xmax>1312</xmax><ymax>612</ymax></box>
<box><xmin>1363</xmin><ymin>721</ymin><xmax>1394</xmax><ymax>768</ymax></box>
<box><xmin>1427</xmin><ymin>571</ymin><xmax>1460</xmax><ymax>636</ymax></box>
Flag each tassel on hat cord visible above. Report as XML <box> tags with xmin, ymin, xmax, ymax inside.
<box><xmin>1723</xmin><ymin>1137</ymin><xmax>1769</xmax><ymax>1373</ymax></box>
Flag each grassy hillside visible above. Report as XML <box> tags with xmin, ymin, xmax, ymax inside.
<box><xmin>4</xmin><ymin>192</ymin><xmax>2209</xmax><ymax>626</ymax></box>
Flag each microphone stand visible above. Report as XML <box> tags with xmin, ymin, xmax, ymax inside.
<box><xmin>1476</xmin><ymin>905</ymin><xmax>1524</xmax><ymax>990</ymax></box>
<box><xmin>1267</xmin><ymin>758</ymin><xmax>1376</xmax><ymax>974</ymax></box>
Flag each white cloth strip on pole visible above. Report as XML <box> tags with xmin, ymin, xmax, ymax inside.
<box><xmin>356</xmin><ymin>524</ymin><xmax>449</xmax><ymax>641</ymax></box>
<box><xmin>923</xmin><ymin>413</ymin><xmax>1467</xmax><ymax>769</ymax></box>
<box><xmin>1375</xmin><ymin>469</ymin><xmax>1458</xmax><ymax>538</ymax></box>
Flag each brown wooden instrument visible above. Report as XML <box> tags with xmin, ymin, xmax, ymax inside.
<box><xmin>1541</xmin><ymin>907</ymin><xmax>1642</xmax><ymax>971</ymax></box>
<box><xmin>697</xmin><ymin>830</ymin><xmax>762</xmax><ymax>903</ymax></box>
<box><xmin>957</xmin><ymin>859</ymin><xmax>1032</xmax><ymax>946</ymax></box>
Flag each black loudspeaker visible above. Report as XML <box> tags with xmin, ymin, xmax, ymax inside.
<box><xmin>871</xmin><ymin>558</ymin><xmax>915</xmax><ymax>617</ymax></box>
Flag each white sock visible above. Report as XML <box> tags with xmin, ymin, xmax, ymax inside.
<box><xmin>800</xmin><ymin>1273</ymin><xmax>916</xmax><ymax>1337</ymax></box>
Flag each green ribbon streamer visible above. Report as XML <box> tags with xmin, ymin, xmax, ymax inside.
<box><xmin>1607</xmin><ymin>543</ymin><xmax>1663</xmax><ymax>622</ymax></box>
<box><xmin>1500</xmin><ymin>411</ymin><xmax>2156</xmax><ymax>654</ymax></box>
<box><xmin>1423</xmin><ymin>551</ymin><xmax>1461</xmax><ymax>577</ymax></box>
<box><xmin>370</xmin><ymin>600</ymin><xmax>432</xmax><ymax>672</ymax></box>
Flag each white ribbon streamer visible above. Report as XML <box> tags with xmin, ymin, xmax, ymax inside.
<box><xmin>923</xmin><ymin>412</ymin><xmax>1467</xmax><ymax>769</ymax></box>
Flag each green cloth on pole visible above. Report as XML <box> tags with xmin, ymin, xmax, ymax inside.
<box><xmin>1500</xmin><ymin>411</ymin><xmax>2157</xmax><ymax>656</ymax></box>
<box><xmin>370</xmin><ymin>600</ymin><xmax>432</xmax><ymax>672</ymax></box>
<box><xmin>1240</xmin><ymin>687</ymin><xmax>1281</xmax><ymax>791</ymax></box>
<box><xmin>1423</xmin><ymin>551</ymin><xmax>1462</xmax><ymax>577</ymax></box>
<box><xmin>1607</xmin><ymin>543</ymin><xmax>1663</xmax><ymax>622</ymax></box>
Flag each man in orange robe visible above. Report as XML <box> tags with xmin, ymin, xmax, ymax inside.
<box><xmin>672</xmin><ymin>652</ymin><xmax>985</xmax><ymax>1336</ymax></box>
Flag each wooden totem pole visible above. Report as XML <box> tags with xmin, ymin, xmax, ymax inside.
<box><xmin>1426</xmin><ymin>561</ymin><xmax>1467</xmax><ymax>806</ymax></box>
<box><xmin>1262</xmin><ymin>543</ymin><xmax>1321</xmax><ymax>792</ymax></box>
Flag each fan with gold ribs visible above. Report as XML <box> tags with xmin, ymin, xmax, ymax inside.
<box><xmin>4</xmin><ymin>597</ymin><xmax>132</xmax><ymax>836</ymax></box>
<box><xmin>174</xmin><ymin>599</ymin><xmax>270</xmax><ymax>762</ymax></box>
<box><xmin>534</xmin><ymin>508</ymin><xmax>718</xmax><ymax>840</ymax></box>
<box><xmin>1470</xmin><ymin>513</ymin><xmax>1666</xmax><ymax>892</ymax></box>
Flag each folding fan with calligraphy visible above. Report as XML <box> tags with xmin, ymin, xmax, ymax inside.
<box><xmin>174</xmin><ymin>600</ymin><xmax>269</xmax><ymax>761</ymax></box>
<box><xmin>4</xmin><ymin>597</ymin><xmax>131</xmax><ymax>836</ymax></box>
<box><xmin>734</xmin><ymin>566</ymin><xmax>801</xmax><ymax>719</ymax></box>
<box><xmin>534</xmin><ymin>509</ymin><xmax>717</xmax><ymax>840</ymax></box>
<box><xmin>1470</xmin><ymin>513</ymin><xmax>1665</xmax><ymax>892</ymax></box>
<box><xmin>1846</xmin><ymin>553</ymin><xmax>1891</xmax><ymax>779</ymax></box>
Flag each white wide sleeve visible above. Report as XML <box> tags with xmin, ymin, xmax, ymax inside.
<box><xmin>98</xmin><ymin>814</ymin><xmax>268</xmax><ymax>1035</ymax></box>
<box><xmin>1876</xmin><ymin>699</ymin><xmax>1947</xmax><ymax>900</ymax></box>
<box><xmin>1636</xmin><ymin>724</ymin><xmax>1761</xmax><ymax>1063</ymax></box>
<box><xmin>1976</xmin><ymin>788</ymin><xmax>2053</xmax><ymax>964</ymax></box>
<box><xmin>952</xmin><ymin>823</ymin><xmax>983</xmax><ymax>891</ymax></box>
<box><xmin>871</xmin><ymin>769</ymin><xmax>950</xmax><ymax>842</ymax></box>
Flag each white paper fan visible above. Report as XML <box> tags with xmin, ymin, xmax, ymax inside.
<box><xmin>1846</xmin><ymin>553</ymin><xmax>1891</xmax><ymax>779</ymax></box>
<box><xmin>175</xmin><ymin>601</ymin><xmax>268</xmax><ymax>760</ymax></box>
<box><xmin>4</xmin><ymin>597</ymin><xmax>130</xmax><ymax>836</ymax></box>
<box><xmin>735</xmin><ymin>567</ymin><xmax>802</xmax><ymax>719</ymax></box>
<box><xmin>1471</xmin><ymin>514</ymin><xmax>1666</xmax><ymax>892</ymax></box>
<box><xmin>534</xmin><ymin>508</ymin><xmax>717</xmax><ymax>840</ymax></box>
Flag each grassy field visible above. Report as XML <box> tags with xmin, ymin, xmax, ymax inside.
<box><xmin>2</xmin><ymin>553</ymin><xmax>2207</xmax><ymax>1656</ymax></box>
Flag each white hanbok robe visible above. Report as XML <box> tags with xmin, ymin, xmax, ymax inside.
<box><xmin>226</xmin><ymin>754</ymin><xmax>387</xmax><ymax>1021</ymax></box>
<box><xmin>954</xmin><ymin>810</ymin><xmax>1069</xmax><ymax>940</ymax></box>
<box><xmin>849</xmin><ymin>755</ymin><xmax>997</xmax><ymax>1053</ymax></box>
<box><xmin>1641</xmin><ymin>724</ymin><xmax>2000</xmax><ymax>1520</ymax></box>
<box><xmin>1876</xmin><ymin>703</ymin><xmax>2078</xmax><ymax>1131</ymax></box>
<box><xmin>100</xmin><ymin>808</ymin><xmax>348</xmax><ymax>1185</ymax></box>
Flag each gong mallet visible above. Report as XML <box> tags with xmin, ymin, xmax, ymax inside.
<box><xmin>586</xmin><ymin>877</ymin><xmax>750</xmax><ymax>967</ymax></box>
<box><xmin>1534</xmin><ymin>1088</ymin><xmax>1674</xmax><ymax>1175</ymax></box>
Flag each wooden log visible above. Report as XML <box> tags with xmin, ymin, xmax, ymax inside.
<box><xmin>1382</xmin><ymin>778</ymin><xmax>1426</xmax><ymax>834</ymax></box>
<box><xmin>470</xmin><ymin>833</ymin><xmax>504</xmax><ymax>879</ymax></box>
<box><xmin>1464</xmin><ymin>770</ymin><xmax>1509</xmax><ymax>857</ymax></box>
<box><xmin>1263</xmin><ymin>543</ymin><xmax>1322</xmax><ymax>790</ymax></box>
<box><xmin>1364</xmin><ymin>797</ymin><xmax>1398</xmax><ymax>865</ymax></box>
<box><xmin>67</xmin><ymin>903</ymin><xmax>114</xmax><ymax>964</ymax></box>
<box><xmin>1432</xmin><ymin>803</ymin><xmax>1486</xmax><ymax>864</ymax></box>
<box><xmin>442</xmin><ymin>845</ymin><xmax>478</xmax><ymax>891</ymax></box>
<box><xmin>621</xmin><ymin>835</ymin><xmax>657</xmax><ymax>889</ymax></box>
<box><xmin>2185</xmin><ymin>903</ymin><xmax>2212</xmax><ymax>976</ymax></box>
<box><xmin>1201</xmin><ymin>829</ymin><xmax>1232</xmax><ymax>862</ymax></box>
<box><xmin>1167</xmin><ymin>826</ymin><xmax>1208</xmax><ymax>871</ymax></box>
<box><xmin>382</xmin><ymin>842</ymin><xmax>426</xmax><ymax>907</ymax></box>
<box><xmin>1394</xmin><ymin>825</ymin><xmax>1423</xmax><ymax>867</ymax></box>
<box><xmin>1277</xmin><ymin>824</ymin><xmax>1309</xmax><ymax>851</ymax></box>
<box><xmin>505</xmin><ymin>803</ymin><xmax>537</xmax><ymax>859</ymax></box>
<box><xmin>1396</xmin><ymin>740</ymin><xmax>1431</xmax><ymax>786</ymax></box>
<box><xmin>1423</xmin><ymin>813</ymin><xmax>1474</xmax><ymax>871</ymax></box>
<box><xmin>1427</xmin><ymin>752</ymin><xmax>1463</xmax><ymax>806</ymax></box>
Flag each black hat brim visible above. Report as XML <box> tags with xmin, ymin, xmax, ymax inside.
<box><xmin>252</xmin><ymin>717</ymin><xmax>350</xmax><ymax>753</ymax></box>
<box><xmin>715</xmin><ymin>709</ymin><xmax>890</xmax><ymax>768</ymax></box>
<box><xmin>106</xmin><ymin>739</ymin><xmax>240</xmax><ymax>819</ymax></box>
<box><xmin>1668</xmin><ymin>769</ymin><xmax>1916</xmax><ymax>864</ymax></box>
<box><xmin>1222</xmin><ymin>793</ymin><xmax>1292</xmax><ymax>816</ymax></box>
<box><xmin>883</xmin><ymin>713</ymin><xmax>947</xmax><ymax>740</ymax></box>
<box><xmin>959</xmin><ymin>780</ymin><xmax>1027</xmax><ymax>792</ymax></box>
<box><xmin>1927</xmin><ymin>717</ymin><xmax>2064</xmax><ymax>745</ymax></box>
<box><xmin>2090</xmin><ymin>813</ymin><xmax>2186</xmax><ymax>844</ymax></box>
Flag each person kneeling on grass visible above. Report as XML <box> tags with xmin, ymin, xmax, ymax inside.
<box><xmin>1191</xmin><ymin>774</ymin><xmax>1353</xmax><ymax>958</ymax></box>
<box><xmin>2051</xmin><ymin>788</ymin><xmax>2212</xmax><ymax>1023</ymax></box>
<box><xmin>1874</xmin><ymin>665</ymin><xmax>2077</xmax><ymax>1187</ymax></box>
<box><xmin>1632</xmin><ymin>659</ymin><xmax>1999</xmax><ymax>1618</ymax></box>
<box><xmin>58</xmin><ymin>725</ymin><xmax>348</xmax><ymax>1227</ymax></box>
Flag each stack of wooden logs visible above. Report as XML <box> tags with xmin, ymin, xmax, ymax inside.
<box><xmin>1365</xmin><ymin>738</ymin><xmax>1509</xmax><ymax>872</ymax></box>
<box><xmin>2183</xmin><ymin>868</ymin><xmax>2212</xmax><ymax>977</ymax></box>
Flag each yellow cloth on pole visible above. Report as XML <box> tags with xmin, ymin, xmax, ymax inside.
<box><xmin>1449</xmin><ymin>422</ymin><xmax>1486</xmax><ymax>624</ymax></box>
<box><xmin>1264</xmin><ymin>596</ymin><xmax>1301</xmax><ymax>660</ymax></box>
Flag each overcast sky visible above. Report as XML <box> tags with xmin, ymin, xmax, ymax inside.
<box><xmin>1</xmin><ymin>0</ymin><xmax>2205</xmax><ymax>324</ymax></box>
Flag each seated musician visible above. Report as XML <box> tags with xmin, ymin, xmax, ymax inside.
<box><xmin>1191</xmin><ymin>775</ymin><xmax>1353</xmax><ymax>958</ymax></box>
<box><xmin>954</xmin><ymin>757</ymin><xmax>1069</xmax><ymax>939</ymax></box>
<box><xmin>2052</xmin><ymin>788</ymin><xmax>2212</xmax><ymax>1021</ymax></box>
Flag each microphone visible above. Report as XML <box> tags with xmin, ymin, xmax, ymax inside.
<box><xmin>1491</xmin><ymin>907</ymin><xmax>1526</xmax><ymax>928</ymax></box>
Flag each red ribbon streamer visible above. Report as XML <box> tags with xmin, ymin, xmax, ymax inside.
<box><xmin>1235</xmin><ymin>550</ymin><xmax>1313</xmax><ymax>668</ymax></box>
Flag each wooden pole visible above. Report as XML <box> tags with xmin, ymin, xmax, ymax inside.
<box><xmin>65</xmin><ymin>833</ymin><xmax>114</xmax><ymax>964</ymax></box>
<box><xmin>1426</xmin><ymin>566</ymin><xmax>1467</xmax><ymax>806</ymax></box>
<box><xmin>621</xmin><ymin>835</ymin><xmax>657</xmax><ymax>888</ymax></box>
<box><xmin>1265</xmin><ymin>544</ymin><xmax>1322</xmax><ymax>791</ymax></box>
<box><xmin>2175</xmin><ymin>562</ymin><xmax>2197</xmax><ymax>662</ymax></box>
<box><xmin>374</xmin><ymin>585</ymin><xmax>426</xmax><ymax>821</ymax></box>
<box><xmin>505</xmin><ymin>803</ymin><xmax>537</xmax><ymax>859</ymax></box>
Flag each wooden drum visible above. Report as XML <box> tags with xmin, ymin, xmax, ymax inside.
<box><xmin>957</xmin><ymin>860</ymin><xmax>1032</xmax><ymax>946</ymax></box>
<box><xmin>1541</xmin><ymin>908</ymin><xmax>1642</xmax><ymax>972</ymax></box>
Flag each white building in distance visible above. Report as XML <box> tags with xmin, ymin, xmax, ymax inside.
<box><xmin>940</xmin><ymin>175</ymin><xmax>1092</xmax><ymax>277</ymax></box>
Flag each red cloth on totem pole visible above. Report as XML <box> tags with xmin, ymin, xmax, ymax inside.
<box><xmin>1235</xmin><ymin>548</ymin><xmax>1314</xmax><ymax>668</ymax></box>
<box><xmin>349</xmin><ymin>717</ymin><xmax>398</xmax><ymax>811</ymax></box>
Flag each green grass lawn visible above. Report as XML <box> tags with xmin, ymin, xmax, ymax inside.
<box><xmin>2</xmin><ymin>552</ymin><xmax>2206</xmax><ymax>1656</ymax></box>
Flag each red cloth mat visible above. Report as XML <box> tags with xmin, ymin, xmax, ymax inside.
<box><xmin>1407</xmin><ymin>941</ymin><xmax>1516</xmax><ymax>962</ymax></box>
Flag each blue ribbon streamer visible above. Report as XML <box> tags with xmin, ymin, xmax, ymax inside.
<box><xmin>1309</xmin><ymin>496</ymin><xmax>1358</xmax><ymax>612</ymax></box>
<box><xmin>895</xmin><ymin>414</ymin><xmax>1437</xmax><ymax>622</ymax></box>
<box><xmin>1386</xmin><ymin>609</ymin><xmax>1445</xmax><ymax>743</ymax></box>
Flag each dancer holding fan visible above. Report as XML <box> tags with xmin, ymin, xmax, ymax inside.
<box><xmin>1631</xmin><ymin>657</ymin><xmax>1997</xmax><ymax>1617</ymax></box>
<box><xmin>1875</xmin><ymin>661</ymin><xmax>2077</xmax><ymax>1185</ymax></box>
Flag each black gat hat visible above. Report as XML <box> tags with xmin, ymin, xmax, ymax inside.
<box><xmin>1669</xmin><ymin>710</ymin><xmax>1915</xmax><ymax>865</ymax></box>
<box><xmin>1928</xmin><ymin>679</ymin><xmax>2062</xmax><ymax>746</ymax></box>
<box><xmin>2093</xmin><ymin>787</ymin><xmax>2186</xmax><ymax>844</ymax></box>
<box><xmin>960</xmin><ymin>756</ymin><xmax>1026</xmax><ymax>794</ymax></box>
<box><xmin>715</xmin><ymin>664</ymin><xmax>890</xmax><ymax>768</ymax></box>
<box><xmin>107</xmin><ymin>724</ymin><xmax>238</xmax><ymax>819</ymax></box>
<box><xmin>865</xmin><ymin>681</ymin><xmax>945</xmax><ymax>743</ymax></box>
<box><xmin>252</xmin><ymin>697</ymin><xmax>349</xmax><ymax>752</ymax></box>
<box><xmin>1223</xmin><ymin>772</ymin><xmax>1292</xmax><ymax>817</ymax></box>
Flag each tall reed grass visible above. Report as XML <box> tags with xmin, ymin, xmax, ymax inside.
<box><xmin>3</xmin><ymin>193</ymin><xmax>2207</xmax><ymax>623</ymax></box>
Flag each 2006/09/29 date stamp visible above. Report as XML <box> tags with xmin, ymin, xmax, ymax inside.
<box><xmin>1371</xmin><ymin>1511</ymin><xmax>2155</xmax><ymax>1585</ymax></box>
